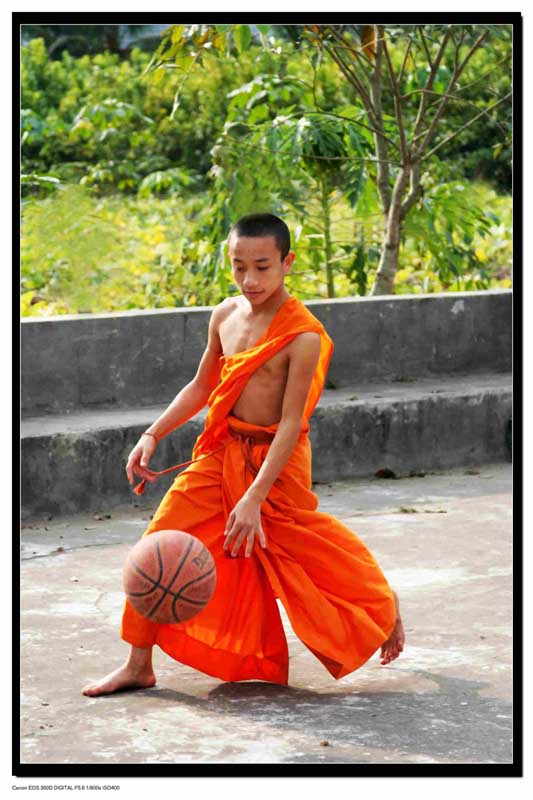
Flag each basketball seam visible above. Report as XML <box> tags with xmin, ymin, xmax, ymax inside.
<box><xmin>126</xmin><ymin>546</ymin><xmax>164</xmax><ymax>596</ymax></box>
<box><xmin>146</xmin><ymin>537</ymin><xmax>195</xmax><ymax>621</ymax></box>
<box><xmin>173</xmin><ymin>596</ymin><xmax>207</xmax><ymax>607</ymax></box>
<box><xmin>171</xmin><ymin>565</ymin><xmax>216</xmax><ymax>619</ymax></box>
<box><xmin>175</xmin><ymin>565</ymin><xmax>216</xmax><ymax>599</ymax></box>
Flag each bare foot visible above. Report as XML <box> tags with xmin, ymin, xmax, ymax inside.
<box><xmin>380</xmin><ymin>590</ymin><xmax>405</xmax><ymax>666</ymax></box>
<box><xmin>82</xmin><ymin>663</ymin><xmax>156</xmax><ymax>697</ymax></box>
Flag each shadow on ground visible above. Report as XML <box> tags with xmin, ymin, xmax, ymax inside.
<box><xmin>102</xmin><ymin>670</ymin><xmax>512</xmax><ymax>764</ymax></box>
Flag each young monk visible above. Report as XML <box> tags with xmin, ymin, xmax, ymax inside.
<box><xmin>82</xmin><ymin>213</ymin><xmax>404</xmax><ymax>697</ymax></box>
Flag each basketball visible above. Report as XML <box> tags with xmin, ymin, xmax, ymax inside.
<box><xmin>123</xmin><ymin>529</ymin><xmax>217</xmax><ymax>624</ymax></box>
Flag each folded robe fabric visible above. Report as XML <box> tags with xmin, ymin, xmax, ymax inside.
<box><xmin>120</xmin><ymin>294</ymin><xmax>396</xmax><ymax>684</ymax></box>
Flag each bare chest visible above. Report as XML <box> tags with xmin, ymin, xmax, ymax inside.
<box><xmin>249</xmin><ymin>347</ymin><xmax>290</xmax><ymax>383</ymax></box>
<box><xmin>219</xmin><ymin>310</ymin><xmax>272</xmax><ymax>357</ymax></box>
<box><xmin>231</xmin><ymin>345</ymin><xmax>290</xmax><ymax>423</ymax></box>
<box><xmin>219</xmin><ymin>308</ymin><xmax>290</xmax><ymax>384</ymax></box>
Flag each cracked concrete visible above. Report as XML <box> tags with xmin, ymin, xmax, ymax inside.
<box><xmin>19</xmin><ymin>461</ymin><xmax>513</xmax><ymax>766</ymax></box>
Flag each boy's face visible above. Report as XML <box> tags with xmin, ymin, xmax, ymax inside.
<box><xmin>228</xmin><ymin>234</ymin><xmax>294</xmax><ymax>305</ymax></box>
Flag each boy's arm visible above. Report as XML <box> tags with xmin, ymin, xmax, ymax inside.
<box><xmin>142</xmin><ymin>303</ymin><xmax>226</xmax><ymax>442</ymax></box>
<box><xmin>246</xmin><ymin>331</ymin><xmax>322</xmax><ymax>502</ymax></box>
<box><xmin>224</xmin><ymin>331</ymin><xmax>321</xmax><ymax>556</ymax></box>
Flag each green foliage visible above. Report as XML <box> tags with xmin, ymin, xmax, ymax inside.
<box><xmin>303</xmin><ymin>23</ymin><xmax>513</xmax><ymax>193</ymax></box>
<box><xmin>425</xmin><ymin>31</ymin><xmax>512</xmax><ymax>189</ymax></box>
<box><xmin>21</xmin><ymin>38</ymin><xmax>262</xmax><ymax>194</ymax></box>
<box><xmin>396</xmin><ymin>178</ymin><xmax>512</xmax><ymax>293</ymax></box>
<box><xmin>21</xmin><ymin>185</ymin><xmax>125</xmax><ymax>314</ymax></box>
<box><xmin>205</xmin><ymin>58</ymin><xmax>373</xmax><ymax>296</ymax></box>
<box><xmin>137</xmin><ymin>167</ymin><xmax>202</xmax><ymax>198</ymax></box>
<box><xmin>234</xmin><ymin>25</ymin><xmax>253</xmax><ymax>54</ymax></box>
<box><xmin>20</xmin><ymin>177</ymin><xmax>512</xmax><ymax>317</ymax></box>
<box><xmin>20</xmin><ymin>25</ymin><xmax>513</xmax><ymax>316</ymax></box>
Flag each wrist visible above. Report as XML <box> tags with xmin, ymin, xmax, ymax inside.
<box><xmin>245</xmin><ymin>485</ymin><xmax>268</xmax><ymax>505</ymax></box>
<box><xmin>141</xmin><ymin>430</ymin><xmax>159</xmax><ymax>444</ymax></box>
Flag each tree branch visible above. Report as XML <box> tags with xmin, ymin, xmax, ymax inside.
<box><xmin>381</xmin><ymin>30</ymin><xmax>410</xmax><ymax>162</ymax></box>
<box><xmin>217</xmin><ymin>135</ymin><xmax>402</xmax><ymax>165</ymax></box>
<box><xmin>326</xmin><ymin>26</ymin><xmax>373</xmax><ymax>82</ymax></box>
<box><xmin>414</xmin><ymin>29</ymin><xmax>489</xmax><ymax>158</ymax></box>
<box><xmin>453</xmin><ymin>53</ymin><xmax>511</xmax><ymax>94</ymax></box>
<box><xmin>398</xmin><ymin>34</ymin><xmax>414</xmax><ymax>87</ymax></box>
<box><xmin>420</xmin><ymin>90</ymin><xmax>512</xmax><ymax>161</ymax></box>
<box><xmin>320</xmin><ymin>37</ymin><xmax>376</xmax><ymax>117</ymax></box>
<box><xmin>371</xmin><ymin>25</ymin><xmax>393</xmax><ymax>214</ymax></box>
<box><xmin>452</xmin><ymin>27</ymin><xmax>466</xmax><ymax>73</ymax></box>
<box><xmin>402</xmin><ymin>89</ymin><xmax>492</xmax><ymax>142</ymax></box>
<box><xmin>400</xmin><ymin>161</ymin><xmax>422</xmax><ymax>219</ymax></box>
<box><xmin>311</xmin><ymin>109</ymin><xmax>401</xmax><ymax>153</ymax></box>
<box><xmin>282</xmin><ymin>73</ymin><xmax>400</xmax><ymax>152</ymax></box>
<box><xmin>417</xmin><ymin>26</ymin><xmax>434</xmax><ymax>70</ymax></box>
<box><xmin>410</xmin><ymin>27</ymin><xmax>454</xmax><ymax>153</ymax></box>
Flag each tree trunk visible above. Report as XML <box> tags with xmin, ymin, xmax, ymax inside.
<box><xmin>370</xmin><ymin>165</ymin><xmax>410</xmax><ymax>296</ymax></box>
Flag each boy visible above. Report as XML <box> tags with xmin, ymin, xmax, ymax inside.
<box><xmin>82</xmin><ymin>213</ymin><xmax>404</xmax><ymax>696</ymax></box>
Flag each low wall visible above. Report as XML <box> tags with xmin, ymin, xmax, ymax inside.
<box><xmin>21</xmin><ymin>289</ymin><xmax>511</xmax><ymax>417</ymax></box>
<box><xmin>21</xmin><ymin>376</ymin><xmax>512</xmax><ymax>516</ymax></box>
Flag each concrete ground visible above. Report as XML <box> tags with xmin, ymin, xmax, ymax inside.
<box><xmin>19</xmin><ymin>461</ymin><xmax>513</xmax><ymax>765</ymax></box>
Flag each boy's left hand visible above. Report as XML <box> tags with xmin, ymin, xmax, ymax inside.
<box><xmin>223</xmin><ymin>495</ymin><xmax>268</xmax><ymax>557</ymax></box>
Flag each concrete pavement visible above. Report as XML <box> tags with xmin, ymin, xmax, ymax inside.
<box><xmin>19</xmin><ymin>461</ymin><xmax>513</xmax><ymax>765</ymax></box>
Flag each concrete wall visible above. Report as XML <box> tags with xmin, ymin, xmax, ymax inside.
<box><xmin>21</xmin><ymin>376</ymin><xmax>512</xmax><ymax>516</ymax></box>
<box><xmin>21</xmin><ymin>289</ymin><xmax>511</xmax><ymax>417</ymax></box>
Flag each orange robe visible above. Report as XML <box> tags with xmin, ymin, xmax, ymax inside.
<box><xmin>121</xmin><ymin>295</ymin><xmax>396</xmax><ymax>684</ymax></box>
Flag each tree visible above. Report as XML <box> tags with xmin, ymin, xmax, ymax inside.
<box><xmin>208</xmin><ymin>69</ymin><xmax>366</xmax><ymax>298</ymax></box>
<box><xmin>145</xmin><ymin>22</ymin><xmax>512</xmax><ymax>295</ymax></box>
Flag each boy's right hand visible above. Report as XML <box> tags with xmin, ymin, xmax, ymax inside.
<box><xmin>126</xmin><ymin>435</ymin><xmax>159</xmax><ymax>486</ymax></box>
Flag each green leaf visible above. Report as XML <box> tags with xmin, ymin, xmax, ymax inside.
<box><xmin>248</xmin><ymin>104</ymin><xmax>269</xmax><ymax>124</ymax></box>
<box><xmin>212</xmin><ymin>31</ymin><xmax>226</xmax><ymax>50</ymax></box>
<box><xmin>170</xmin><ymin>25</ymin><xmax>185</xmax><ymax>45</ymax></box>
<box><xmin>484</xmin><ymin>24</ymin><xmax>512</xmax><ymax>42</ymax></box>
<box><xmin>234</xmin><ymin>25</ymin><xmax>252</xmax><ymax>54</ymax></box>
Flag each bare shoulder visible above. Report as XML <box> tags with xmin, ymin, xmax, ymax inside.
<box><xmin>210</xmin><ymin>296</ymin><xmax>240</xmax><ymax>330</ymax></box>
<box><xmin>287</xmin><ymin>331</ymin><xmax>321</xmax><ymax>369</ymax></box>
<box><xmin>289</xmin><ymin>331</ymin><xmax>321</xmax><ymax>356</ymax></box>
